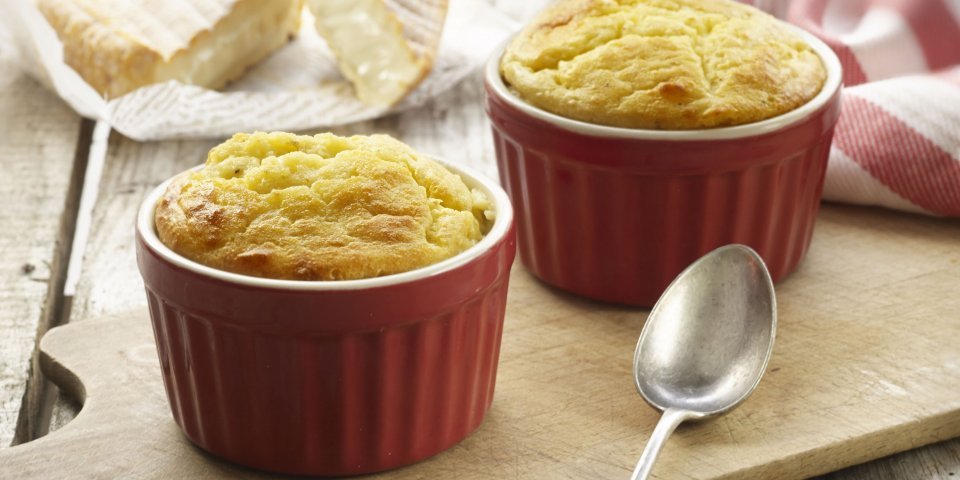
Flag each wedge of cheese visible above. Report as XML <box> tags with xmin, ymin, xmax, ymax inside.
<box><xmin>307</xmin><ymin>0</ymin><xmax>446</xmax><ymax>106</ymax></box>
<box><xmin>37</xmin><ymin>0</ymin><xmax>303</xmax><ymax>99</ymax></box>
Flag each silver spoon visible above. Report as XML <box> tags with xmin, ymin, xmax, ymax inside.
<box><xmin>630</xmin><ymin>244</ymin><xmax>777</xmax><ymax>480</ymax></box>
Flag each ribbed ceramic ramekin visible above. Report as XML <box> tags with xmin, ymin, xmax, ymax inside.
<box><xmin>135</xmin><ymin>161</ymin><xmax>516</xmax><ymax>476</ymax></box>
<box><xmin>484</xmin><ymin>27</ymin><xmax>842</xmax><ymax>307</ymax></box>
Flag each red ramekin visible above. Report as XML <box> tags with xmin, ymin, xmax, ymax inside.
<box><xmin>485</xmin><ymin>27</ymin><xmax>843</xmax><ymax>306</ymax></box>
<box><xmin>135</xmin><ymin>161</ymin><xmax>516</xmax><ymax>476</ymax></box>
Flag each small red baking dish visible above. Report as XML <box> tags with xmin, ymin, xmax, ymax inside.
<box><xmin>484</xmin><ymin>27</ymin><xmax>843</xmax><ymax>307</ymax></box>
<box><xmin>136</xmin><ymin>161</ymin><xmax>516</xmax><ymax>476</ymax></box>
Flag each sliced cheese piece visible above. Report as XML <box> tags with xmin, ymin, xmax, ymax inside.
<box><xmin>307</xmin><ymin>0</ymin><xmax>439</xmax><ymax>106</ymax></box>
<box><xmin>37</xmin><ymin>0</ymin><xmax>303</xmax><ymax>99</ymax></box>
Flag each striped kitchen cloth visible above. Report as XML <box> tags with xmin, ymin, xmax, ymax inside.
<box><xmin>749</xmin><ymin>0</ymin><xmax>960</xmax><ymax>217</ymax></box>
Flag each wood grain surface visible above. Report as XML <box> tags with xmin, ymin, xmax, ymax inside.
<box><xmin>1</xmin><ymin>8</ymin><xmax>959</xmax><ymax>474</ymax></box>
<box><xmin>39</xmin><ymin>74</ymin><xmax>960</xmax><ymax>480</ymax></box>
<box><xmin>0</xmin><ymin>55</ymin><xmax>87</xmax><ymax>447</ymax></box>
<box><xmin>1</xmin><ymin>204</ymin><xmax>959</xmax><ymax>480</ymax></box>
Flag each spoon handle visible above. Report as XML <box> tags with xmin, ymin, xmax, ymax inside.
<box><xmin>630</xmin><ymin>407</ymin><xmax>691</xmax><ymax>480</ymax></box>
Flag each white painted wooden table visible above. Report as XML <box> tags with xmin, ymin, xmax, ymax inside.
<box><xmin>1</xmin><ymin>42</ymin><xmax>959</xmax><ymax>480</ymax></box>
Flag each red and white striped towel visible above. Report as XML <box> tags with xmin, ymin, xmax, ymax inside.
<box><xmin>747</xmin><ymin>0</ymin><xmax>960</xmax><ymax>217</ymax></box>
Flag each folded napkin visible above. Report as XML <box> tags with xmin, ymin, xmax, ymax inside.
<box><xmin>749</xmin><ymin>0</ymin><xmax>960</xmax><ymax>217</ymax></box>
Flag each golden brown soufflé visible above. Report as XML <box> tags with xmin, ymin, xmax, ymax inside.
<box><xmin>500</xmin><ymin>0</ymin><xmax>827</xmax><ymax>129</ymax></box>
<box><xmin>155</xmin><ymin>132</ymin><xmax>490</xmax><ymax>280</ymax></box>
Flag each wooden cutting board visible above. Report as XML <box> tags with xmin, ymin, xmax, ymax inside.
<box><xmin>2</xmin><ymin>204</ymin><xmax>959</xmax><ymax>479</ymax></box>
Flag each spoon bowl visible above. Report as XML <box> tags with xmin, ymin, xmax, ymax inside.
<box><xmin>630</xmin><ymin>244</ymin><xmax>777</xmax><ymax>480</ymax></box>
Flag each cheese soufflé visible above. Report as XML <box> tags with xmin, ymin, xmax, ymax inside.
<box><xmin>155</xmin><ymin>132</ymin><xmax>491</xmax><ymax>280</ymax></box>
<box><xmin>500</xmin><ymin>0</ymin><xmax>827</xmax><ymax>129</ymax></box>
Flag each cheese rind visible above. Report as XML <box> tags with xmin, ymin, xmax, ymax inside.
<box><xmin>38</xmin><ymin>0</ymin><xmax>303</xmax><ymax>99</ymax></box>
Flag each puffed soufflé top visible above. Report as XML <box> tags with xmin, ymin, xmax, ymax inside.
<box><xmin>155</xmin><ymin>132</ymin><xmax>490</xmax><ymax>280</ymax></box>
<box><xmin>500</xmin><ymin>0</ymin><xmax>827</xmax><ymax>129</ymax></box>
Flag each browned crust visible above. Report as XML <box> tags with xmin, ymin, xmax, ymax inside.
<box><xmin>500</xmin><ymin>0</ymin><xmax>827</xmax><ymax>130</ymax></box>
<box><xmin>155</xmin><ymin>132</ymin><xmax>487</xmax><ymax>281</ymax></box>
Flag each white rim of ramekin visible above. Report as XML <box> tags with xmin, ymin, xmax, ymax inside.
<box><xmin>485</xmin><ymin>24</ymin><xmax>843</xmax><ymax>141</ymax></box>
<box><xmin>137</xmin><ymin>158</ymin><xmax>514</xmax><ymax>291</ymax></box>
